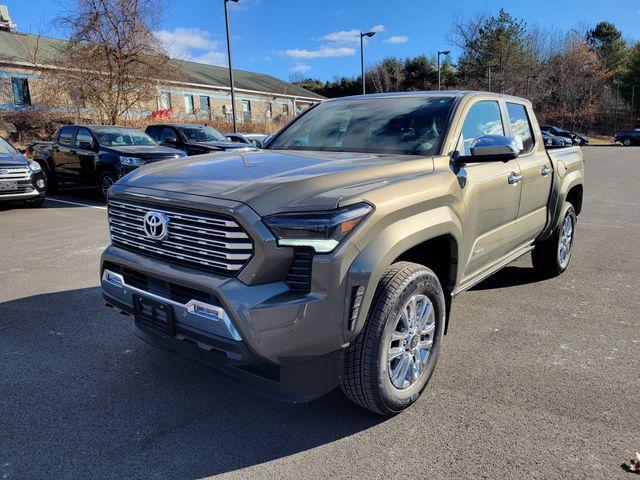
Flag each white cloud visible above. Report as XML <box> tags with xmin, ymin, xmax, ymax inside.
<box><xmin>155</xmin><ymin>27</ymin><xmax>227</xmax><ymax>66</ymax></box>
<box><xmin>284</xmin><ymin>47</ymin><xmax>356</xmax><ymax>59</ymax></box>
<box><xmin>290</xmin><ymin>64</ymin><xmax>311</xmax><ymax>73</ymax></box>
<box><xmin>317</xmin><ymin>25</ymin><xmax>386</xmax><ymax>45</ymax></box>
<box><xmin>384</xmin><ymin>35</ymin><xmax>409</xmax><ymax>44</ymax></box>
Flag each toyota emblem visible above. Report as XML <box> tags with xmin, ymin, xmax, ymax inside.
<box><xmin>143</xmin><ymin>211</ymin><xmax>169</xmax><ymax>241</ymax></box>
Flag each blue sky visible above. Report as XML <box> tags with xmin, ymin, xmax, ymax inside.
<box><xmin>8</xmin><ymin>0</ymin><xmax>640</xmax><ymax>82</ymax></box>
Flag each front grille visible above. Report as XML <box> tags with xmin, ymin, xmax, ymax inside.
<box><xmin>108</xmin><ymin>199</ymin><xmax>253</xmax><ymax>275</ymax></box>
<box><xmin>0</xmin><ymin>166</ymin><xmax>30</xmax><ymax>181</ymax></box>
<box><xmin>0</xmin><ymin>166</ymin><xmax>32</xmax><ymax>195</ymax></box>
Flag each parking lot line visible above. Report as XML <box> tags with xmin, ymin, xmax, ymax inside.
<box><xmin>46</xmin><ymin>197</ymin><xmax>107</xmax><ymax>210</ymax></box>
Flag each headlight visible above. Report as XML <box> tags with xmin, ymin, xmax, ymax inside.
<box><xmin>263</xmin><ymin>203</ymin><xmax>373</xmax><ymax>253</ymax></box>
<box><xmin>119</xmin><ymin>156</ymin><xmax>145</xmax><ymax>166</ymax></box>
<box><xmin>27</xmin><ymin>160</ymin><xmax>41</xmax><ymax>173</ymax></box>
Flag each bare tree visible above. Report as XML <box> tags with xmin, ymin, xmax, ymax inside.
<box><xmin>54</xmin><ymin>0</ymin><xmax>171</xmax><ymax>124</ymax></box>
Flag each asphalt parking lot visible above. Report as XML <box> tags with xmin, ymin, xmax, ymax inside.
<box><xmin>1</xmin><ymin>146</ymin><xmax>638</xmax><ymax>480</ymax></box>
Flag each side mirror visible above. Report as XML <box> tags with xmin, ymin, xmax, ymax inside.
<box><xmin>461</xmin><ymin>134</ymin><xmax>520</xmax><ymax>162</ymax></box>
<box><xmin>164</xmin><ymin>137</ymin><xmax>178</xmax><ymax>145</ymax></box>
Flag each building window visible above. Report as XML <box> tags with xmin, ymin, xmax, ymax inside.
<box><xmin>242</xmin><ymin>100</ymin><xmax>251</xmax><ymax>123</ymax></box>
<box><xmin>283</xmin><ymin>103</ymin><xmax>289</xmax><ymax>116</ymax></box>
<box><xmin>199</xmin><ymin>95</ymin><xmax>211</xmax><ymax>119</ymax></box>
<box><xmin>12</xmin><ymin>78</ymin><xmax>31</xmax><ymax>106</ymax></box>
<box><xmin>158</xmin><ymin>91</ymin><xmax>171</xmax><ymax>110</ymax></box>
<box><xmin>184</xmin><ymin>94</ymin><xmax>194</xmax><ymax>115</ymax></box>
<box><xmin>266</xmin><ymin>102</ymin><xmax>273</xmax><ymax>119</ymax></box>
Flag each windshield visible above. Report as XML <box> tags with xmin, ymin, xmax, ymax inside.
<box><xmin>268</xmin><ymin>96</ymin><xmax>455</xmax><ymax>156</ymax></box>
<box><xmin>0</xmin><ymin>137</ymin><xmax>18</xmax><ymax>155</ymax></box>
<box><xmin>94</xmin><ymin>128</ymin><xmax>157</xmax><ymax>147</ymax></box>
<box><xmin>181</xmin><ymin>126</ymin><xmax>227</xmax><ymax>142</ymax></box>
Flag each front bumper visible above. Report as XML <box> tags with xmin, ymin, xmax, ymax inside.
<box><xmin>101</xmin><ymin>236</ymin><xmax>360</xmax><ymax>402</ymax></box>
<box><xmin>0</xmin><ymin>169</ymin><xmax>46</xmax><ymax>202</ymax></box>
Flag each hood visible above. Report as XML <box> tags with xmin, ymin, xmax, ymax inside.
<box><xmin>194</xmin><ymin>141</ymin><xmax>254</xmax><ymax>150</ymax></box>
<box><xmin>0</xmin><ymin>152</ymin><xmax>28</xmax><ymax>167</ymax></box>
<box><xmin>108</xmin><ymin>145</ymin><xmax>184</xmax><ymax>161</ymax></box>
<box><xmin>117</xmin><ymin>149</ymin><xmax>434</xmax><ymax>215</ymax></box>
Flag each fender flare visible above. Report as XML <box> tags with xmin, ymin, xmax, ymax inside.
<box><xmin>538</xmin><ymin>170</ymin><xmax>583</xmax><ymax>241</ymax></box>
<box><xmin>344</xmin><ymin>206</ymin><xmax>462</xmax><ymax>341</ymax></box>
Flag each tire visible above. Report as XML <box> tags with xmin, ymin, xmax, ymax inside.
<box><xmin>532</xmin><ymin>202</ymin><xmax>576</xmax><ymax>278</ymax></box>
<box><xmin>98</xmin><ymin>171</ymin><xmax>118</xmax><ymax>200</ymax></box>
<box><xmin>24</xmin><ymin>196</ymin><xmax>45</xmax><ymax>208</ymax></box>
<box><xmin>40</xmin><ymin>162</ymin><xmax>58</xmax><ymax>193</ymax></box>
<box><xmin>341</xmin><ymin>262</ymin><xmax>446</xmax><ymax>416</ymax></box>
<box><xmin>622</xmin><ymin>138</ymin><xmax>631</xmax><ymax>147</ymax></box>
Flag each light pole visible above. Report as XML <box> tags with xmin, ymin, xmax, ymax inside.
<box><xmin>437</xmin><ymin>50</ymin><xmax>450</xmax><ymax>91</ymax></box>
<box><xmin>525</xmin><ymin>75</ymin><xmax>536</xmax><ymax>98</ymax></box>
<box><xmin>360</xmin><ymin>31</ymin><xmax>376</xmax><ymax>95</ymax></box>
<box><xmin>224</xmin><ymin>0</ymin><xmax>239</xmax><ymax>133</ymax></box>
<box><xmin>631</xmin><ymin>84</ymin><xmax>637</xmax><ymax>124</ymax></box>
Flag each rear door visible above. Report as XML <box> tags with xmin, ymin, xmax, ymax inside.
<box><xmin>506</xmin><ymin>102</ymin><xmax>553</xmax><ymax>245</ymax></box>
<box><xmin>53</xmin><ymin>126</ymin><xmax>77</xmax><ymax>178</ymax></box>
<box><xmin>455</xmin><ymin>99</ymin><xmax>523</xmax><ymax>282</ymax></box>
<box><xmin>74</xmin><ymin>127</ymin><xmax>98</xmax><ymax>182</ymax></box>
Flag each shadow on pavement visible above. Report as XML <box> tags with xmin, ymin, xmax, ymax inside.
<box><xmin>0</xmin><ymin>287</ymin><xmax>384</xmax><ymax>479</ymax></box>
<box><xmin>470</xmin><ymin>265</ymin><xmax>543</xmax><ymax>291</ymax></box>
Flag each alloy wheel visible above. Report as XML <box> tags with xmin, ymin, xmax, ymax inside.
<box><xmin>387</xmin><ymin>293</ymin><xmax>435</xmax><ymax>390</ymax></box>
<box><xmin>558</xmin><ymin>215</ymin><xmax>573</xmax><ymax>269</ymax></box>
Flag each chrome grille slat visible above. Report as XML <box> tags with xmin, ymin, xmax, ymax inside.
<box><xmin>109</xmin><ymin>201</ymin><xmax>249</xmax><ymax>239</ymax></box>
<box><xmin>0</xmin><ymin>167</ymin><xmax>30</xmax><ymax>181</ymax></box>
<box><xmin>108</xmin><ymin>199</ymin><xmax>253</xmax><ymax>275</ymax></box>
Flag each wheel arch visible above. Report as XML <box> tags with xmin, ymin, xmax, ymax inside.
<box><xmin>345</xmin><ymin>206</ymin><xmax>461</xmax><ymax>341</ymax></box>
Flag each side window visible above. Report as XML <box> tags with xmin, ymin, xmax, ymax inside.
<box><xmin>160</xmin><ymin>127</ymin><xmax>177</xmax><ymax>142</ymax></box>
<box><xmin>507</xmin><ymin>103</ymin><xmax>534</xmax><ymax>154</ymax></box>
<box><xmin>58</xmin><ymin>127</ymin><xmax>76</xmax><ymax>146</ymax></box>
<box><xmin>75</xmin><ymin>128</ymin><xmax>93</xmax><ymax>150</ymax></box>
<box><xmin>458</xmin><ymin>101</ymin><xmax>504</xmax><ymax>156</ymax></box>
<box><xmin>146</xmin><ymin>126</ymin><xmax>160</xmax><ymax>141</ymax></box>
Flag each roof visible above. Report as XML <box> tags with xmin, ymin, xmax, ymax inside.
<box><xmin>0</xmin><ymin>30</ymin><xmax>324</xmax><ymax>101</ymax></box>
<box><xmin>329</xmin><ymin>90</ymin><xmax>529</xmax><ymax>103</ymax></box>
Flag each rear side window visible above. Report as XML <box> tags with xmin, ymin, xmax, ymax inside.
<box><xmin>58</xmin><ymin>127</ymin><xmax>76</xmax><ymax>146</ymax></box>
<box><xmin>507</xmin><ymin>103</ymin><xmax>535</xmax><ymax>154</ymax></box>
<box><xmin>458</xmin><ymin>101</ymin><xmax>504</xmax><ymax>156</ymax></box>
<box><xmin>75</xmin><ymin>128</ymin><xmax>93</xmax><ymax>149</ymax></box>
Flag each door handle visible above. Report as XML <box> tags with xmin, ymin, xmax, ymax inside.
<box><xmin>541</xmin><ymin>166</ymin><xmax>552</xmax><ymax>176</ymax></box>
<box><xmin>508</xmin><ymin>173</ymin><xmax>523</xmax><ymax>184</ymax></box>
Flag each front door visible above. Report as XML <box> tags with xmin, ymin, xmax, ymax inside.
<box><xmin>74</xmin><ymin>127</ymin><xmax>98</xmax><ymax>182</ymax></box>
<box><xmin>454</xmin><ymin>100</ymin><xmax>523</xmax><ymax>283</ymax></box>
<box><xmin>506</xmin><ymin>102</ymin><xmax>553</xmax><ymax>244</ymax></box>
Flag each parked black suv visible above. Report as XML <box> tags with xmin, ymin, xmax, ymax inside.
<box><xmin>0</xmin><ymin>136</ymin><xmax>47</xmax><ymax>207</ymax></box>
<box><xmin>30</xmin><ymin>126</ymin><xmax>186</xmax><ymax>198</ymax></box>
<box><xmin>145</xmin><ymin>123</ymin><xmax>254</xmax><ymax>156</ymax></box>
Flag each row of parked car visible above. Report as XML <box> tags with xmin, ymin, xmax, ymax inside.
<box><xmin>17</xmin><ymin>123</ymin><xmax>270</xmax><ymax>200</ymax></box>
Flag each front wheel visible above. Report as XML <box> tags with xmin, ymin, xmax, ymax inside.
<box><xmin>622</xmin><ymin>138</ymin><xmax>632</xmax><ymax>147</ymax></box>
<box><xmin>532</xmin><ymin>202</ymin><xmax>576</xmax><ymax>278</ymax></box>
<box><xmin>341</xmin><ymin>262</ymin><xmax>446</xmax><ymax>416</ymax></box>
<box><xmin>98</xmin><ymin>171</ymin><xmax>118</xmax><ymax>200</ymax></box>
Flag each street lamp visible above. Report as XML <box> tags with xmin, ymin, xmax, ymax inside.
<box><xmin>525</xmin><ymin>75</ymin><xmax>536</xmax><ymax>98</ymax></box>
<box><xmin>224</xmin><ymin>0</ymin><xmax>239</xmax><ymax>133</ymax></box>
<box><xmin>360</xmin><ymin>31</ymin><xmax>376</xmax><ymax>95</ymax></box>
<box><xmin>437</xmin><ymin>50</ymin><xmax>450</xmax><ymax>91</ymax></box>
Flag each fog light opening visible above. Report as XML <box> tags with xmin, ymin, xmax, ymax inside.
<box><xmin>36</xmin><ymin>179</ymin><xmax>46</xmax><ymax>189</ymax></box>
<box><xmin>102</xmin><ymin>270</ymin><xmax>124</xmax><ymax>288</ymax></box>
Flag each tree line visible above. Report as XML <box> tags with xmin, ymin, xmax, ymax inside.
<box><xmin>292</xmin><ymin>10</ymin><xmax>640</xmax><ymax>134</ymax></box>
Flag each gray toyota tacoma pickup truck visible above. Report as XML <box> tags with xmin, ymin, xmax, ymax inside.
<box><xmin>101</xmin><ymin>91</ymin><xmax>584</xmax><ymax>415</ymax></box>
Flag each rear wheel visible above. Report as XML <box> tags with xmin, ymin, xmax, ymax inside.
<box><xmin>98</xmin><ymin>171</ymin><xmax>118</xmax><ymax>200</ymax></box>
<box><xmin>341</xmin><ymin>262</ymin><xmax>445</xmax><ymax>415</ymax></box>
<box><xmin>532</xmin><ymin>202</ymin><xmax>576</xmax><ymax>278</ymax></box>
